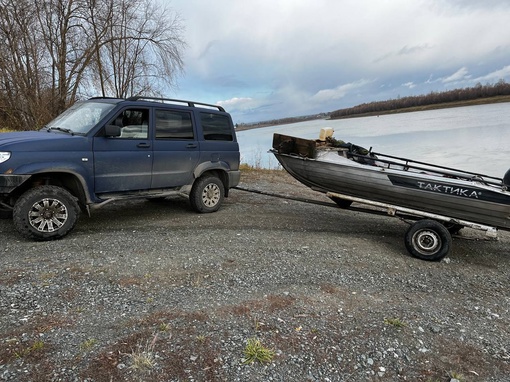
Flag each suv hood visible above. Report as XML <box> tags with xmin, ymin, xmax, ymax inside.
<box><xmin>0</xmin><ymin>131</ymin><xmax>89</xmax><ymax>151</ymax></box>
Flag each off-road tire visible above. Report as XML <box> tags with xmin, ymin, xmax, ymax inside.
<box><xmin>189</xmin><ymin>175</ymin><xmax>224</xmax><ymax>213</ymax></box>
<box><xmin>13</xmin><ymin>186</ymin><xmax>80</xmax><ymax>241</ymax></box>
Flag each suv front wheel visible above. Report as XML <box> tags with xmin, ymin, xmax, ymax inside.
<box><xmin>189</xmin><ymin>175</ymin><xmax>224</xmax><ymax>213</ymax></box>
<box><xmin>13</xmin><ymin>185</ymin><xmax>80</xmax><ymax>240</ymax></box>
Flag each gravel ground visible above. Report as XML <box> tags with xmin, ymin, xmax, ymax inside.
<box><xmin>1</xmin><ymin>169</ymin><xmax>509</xmax><ymax>382</ymax></box>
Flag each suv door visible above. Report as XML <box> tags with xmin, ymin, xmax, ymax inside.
<box><xmin>93</xmin><ymin>108</ymin><xmax>152</xmax><ymax>193</ymax></box>
<box><xmin>151</xmin><ymin>108</ymin><xmax>200</xmax><ymax>188</ymax></box>
<box><xmin>197</xmin><ymin>111</ymin><xmax>239</xmax><ymax>169</ymax></box>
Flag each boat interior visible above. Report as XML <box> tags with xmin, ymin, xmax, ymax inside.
<box><xmin>272</xmin><ymin>132</ymin><xmax>505</xmax><ymax>188</ymax></box>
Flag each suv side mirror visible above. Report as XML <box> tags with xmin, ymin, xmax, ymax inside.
<box><xmin>104</xmin><ymin>124</ymin><xmax>121</xmax><ymax>137</ymax></box>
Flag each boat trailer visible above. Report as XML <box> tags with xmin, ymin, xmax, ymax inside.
<box><xmin>326</xmin><ymin>191</ymin><xmax>498</xmax><ymax>261</ymax></box>
<box><xmin>235</xmin><ymin>185</ymin><xmax>500</xmax><ymax>261</ymax></box>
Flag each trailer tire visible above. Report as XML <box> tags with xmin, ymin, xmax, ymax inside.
<box><xmin>405</xmin><ymin>219</ymin><xmax>452</xmax><ymax>261</ymax></box>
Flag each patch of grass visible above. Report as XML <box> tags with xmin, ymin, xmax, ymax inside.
<box><xmin>384</xmin><ymin>317</ymin><xmax>407</xmax><ymax>328</ymax></box>
<box><xmin>158</xmin><ymin>322</ymin><xmax>171</xmax><ymax>332</ymax></box>
<box><xmin>239</xmin><ymin>163</ymin><xmax>281</xmax><ymax>172</ymax></box>
<box><xmin>253</xmin><ymin>317</ymin><xmax>263</xmax><ymax>331</ymax></box>
<box><xmin>239</xmin><ymin>163</ymin><xmax>267</xmax><ymax>171</ymax></box>
<box><xmin>196</xmin><ymin>334</ymin><xmax>207</xmax><ymax>343</ymax></box>
<box><xmin>80</xmin><ymin>338</ymin><xmax>97</xmax><ymax>351</ymax></box>
<box><xmin>448</xmin><ymin>371</ymin><xmax>465</xmax><ymax>381</ymax></box>
<box><xmin>239</xmin><ymin>163</ymin><xmax>254</xmax><ymax>171</ymax></box>
<box><xmin>128</xmin><ymin>334</ymin><xmax>158</xmax><ymax>371</ymax></box>
<box><xmin>243</xmin><ymin>338</ymin><xmax>275</xmax><ymax>365</ymax></box>
<box><xmin>14</xmin><ymin>340</ymin><xmax>45</xmax><ymax>358</ymax></box>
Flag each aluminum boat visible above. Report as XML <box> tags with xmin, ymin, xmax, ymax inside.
<box><xmin>271</xmin><ymin>133</ymin><xmax>510</xmax><ymax>231</ymax></box>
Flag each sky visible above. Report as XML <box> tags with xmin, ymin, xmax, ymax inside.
<box><xmin>164</xmin><ymin>0</ymin><xmax>510</xmax><ymax>124</ymax></box>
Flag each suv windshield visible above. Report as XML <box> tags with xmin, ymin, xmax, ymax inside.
<box><xmin>44</xmin><ymin>101</ymin><xmax>117</xmax><ymax>134</ymax></box>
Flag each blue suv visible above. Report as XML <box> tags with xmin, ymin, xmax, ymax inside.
<box><xmin>0</xmin><ymin>97</ymin><xmax>241</xmax><ymax>240</ymax></box>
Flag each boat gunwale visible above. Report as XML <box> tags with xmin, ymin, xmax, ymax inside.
<box><xmin>272</xmin><ymin>148</ymin><xmax>507</xmax><ymax>192</ymax></box>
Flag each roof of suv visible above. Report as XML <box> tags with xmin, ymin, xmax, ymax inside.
<box><xmin>88</xmin><ymin>96</ymin><xmax>226</xmax><ymax>112</ymax></box>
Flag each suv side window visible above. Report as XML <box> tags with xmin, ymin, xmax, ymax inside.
<box><xmin>200</xmin><ymin>113</ymin><xmax>233</xmax><ymax>141</ymax></box>
<box><xmin>155</xmin><ymin>109</ymin><xmax>194</xmax><ymax>139</ymax></box>
<box><xmin>112</xmin><ymin>109</ymin><xmax>149</xmax><ymax>139</ymax></box>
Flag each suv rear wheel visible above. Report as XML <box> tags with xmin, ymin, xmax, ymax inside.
<box><xmin>189</xmin><ymin>175</ymin><xmax>224</xmax><ymax>213</ymax></box>
<box><xmin>13</xmin><ymin>186</ymin><xmax>80</xmax><ymax>240</ymax></box>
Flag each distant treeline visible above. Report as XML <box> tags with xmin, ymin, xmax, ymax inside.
<box><xmin>236</xmin><ymin>113</ymin><xmax>329</xmax><ymax>131</ymax></box>
<box><xmin>330</xmin><ymin>80</ymin><xmax>510</xmax><ymax>119</ymax></box>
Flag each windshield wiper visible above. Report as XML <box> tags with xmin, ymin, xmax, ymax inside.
<box><xmin>46</xmin><ymin>126</ymin><xmax>75</xmax><ymax>135</ymax></box>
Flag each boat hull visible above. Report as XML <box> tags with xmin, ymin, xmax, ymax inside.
<box><xmin>272</xmin><ymin>151</ymin><xmax>510</xmax><ymax>230</ymax></box>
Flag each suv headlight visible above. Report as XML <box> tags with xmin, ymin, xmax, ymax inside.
<box><xmin>0</xmin><ymin>152</ymin><xmax>11</xmax><ymax>163</ymax></box>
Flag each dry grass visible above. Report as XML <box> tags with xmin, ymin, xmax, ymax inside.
<box><xmin>128</xmin><ymin>334</ymin><xmax>158</xmax><ymax>371</ymax></box>
<box><xmin>243</xmin><ymin>338</ymin><xmax>275</xmax><ymax>364</ymax></box>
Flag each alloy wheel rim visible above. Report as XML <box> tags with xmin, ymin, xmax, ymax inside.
<box><xmin>28</xmin><ymin>198</ymin><xmax>68</xmax><ymax>232</ymax></box>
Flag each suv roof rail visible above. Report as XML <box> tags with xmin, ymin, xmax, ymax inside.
<box><xmin>126</xmin><ymin>96</ymin><xmax>225</xmax><ymax>112</ymax></box>
<box><xmin>88</xmin><ymin>96</ymin><xmax>124</xmax><ymax>100</ymax></box>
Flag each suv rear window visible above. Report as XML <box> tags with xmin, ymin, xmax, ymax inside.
<box><xmin>200</xmin><ymin>113</ymin><xmax>233</xmax><ymax>141</ymax></box>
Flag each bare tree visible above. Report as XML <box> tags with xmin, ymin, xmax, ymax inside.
<box><xmin>0</xmin><ymin>0</ymin><xmax>186</xmax><ymax>131</ymax></box>
<box><xmin>0</xmin><ymin>0</ymin><xmax>50</xmax><ymax>129</ymax></box>
<box><xmin>96</xmin><ymin>0</ymin><xmax>185</xmax><ymax>98</ymax></box>
<box><xmin>34</xmin><ymin>0</ymin><xmax>96</xmax><ymax>115</ymax></box>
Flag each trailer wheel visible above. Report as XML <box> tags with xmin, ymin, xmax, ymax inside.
<box><xmin>404</xmin><ymin>219</ymin><xmax>452</xmax><ymax>261</ymax></box>
<box><xmin>329</xmin><ymin>196</ymin><xmax>352</xmax><ymax>209</ymax></box>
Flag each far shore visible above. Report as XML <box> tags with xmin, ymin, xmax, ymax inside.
<box><xmin>236</xmin><ymin>96</ymin><xmax>510</xmax><ymax>131</ymax></box>
<box><xmin>329</xmin><ymin>95</ymin><xmax>510</xmax><ymax>120</ymax></box>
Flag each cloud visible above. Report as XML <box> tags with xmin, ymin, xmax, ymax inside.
<box><xmin>168</xmin><ymin>0</ymin><xmax>510</xmax><ymax>122</ymax></box>
<box><xmin>472</xmin><ymin>65</ymin><xmax>510</xmax><ymax>83</ymax></box>
<box><xmin>217</xmin><ymin>97</ymin><xmax>256</xmax><ymax>111</ymax></box>
<box><xmin>432</xmin><ymin>0</ymin><xmax>510</xmax><ymax>12</ymax></box>
<box><xmin>441</xmin><ymin>67</ymin><xmax>472</xmax><ymax>83</ymax></box>
<box><xmin>398</xmin><ymin>44</ymin><xmax>432</xmax><ymax>56</ymax></box>
<box><xmin>312</xmin><ymin>79</ymin><xmax>374</xmax><ymax>103</ymax></box>
<box><xmin>376</xmin><ymin>44</ymin><xmax>433</xmax><ymax>63</ymax></box>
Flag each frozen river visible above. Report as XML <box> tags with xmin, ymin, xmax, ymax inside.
<box><xmin>237</xmin><ymin>102</ymin><xmax>510</xmax><ymax>177</ymax></box>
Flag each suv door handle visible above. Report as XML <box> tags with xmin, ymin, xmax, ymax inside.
<box><xmin>186</xmin><ymin>144</ymin><xmax>198</xmax><ymax>149</ymax></box>
<box><xmin>137</xmin><ymin>143</ymin><xmax>150</xmax><ymax>148</ymax></box>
